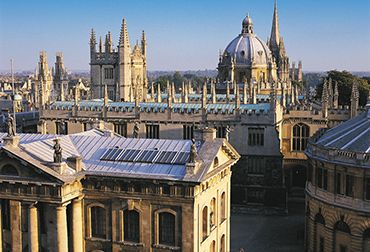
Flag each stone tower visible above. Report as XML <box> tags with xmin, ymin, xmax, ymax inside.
<box><xmin>53</xmin><ymin>52</ymin><xmax>68</xmax><ymax>101</ymax></box>
<box><xmin>269</xmin><ymin>0</ymin><xmax>290</xmax><ymax>81</ymax></box>
<box><xmin>90</xmin><ymin>19</ymin><xmax>147</xmax><ymax>102</ymax></box>
<box><xmin>350</xmin><ymin>82</ymin><xmax>359</xmax><ymax>118</ymax></box>
<box><xmin>35</xmin><ymin>51</ymin><xmax>53</xmax><ymax>108</ymax></box>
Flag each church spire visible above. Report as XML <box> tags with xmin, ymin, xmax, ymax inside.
<box><xmin>119</xmin><ymin>18</ymin><xmax>130</xmax><ymax>47</ymax></box>
<box><xmin>269</xmin><ymin>0</ymin><xmax>280</xmax><ymax>50</ymax></box>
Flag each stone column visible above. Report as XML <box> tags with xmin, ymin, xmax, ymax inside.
<box><xmin>29</xmin><ymin>204</ymin><xmax>39</xmax><ymax>252</ymax></box>
<box><xmin>10</xmin><ymin>200</ymin><xmax>22</xmax><ymax>252</ymax></box>
<box><xmin>56</xmin><ymin>205</ymin><xmax>68</xmax><ymax>251</ymax></box>
<box><xmin>72</xmin><ymin>198</ymin><xmax>84</xmax><ymax>252</ymax></box>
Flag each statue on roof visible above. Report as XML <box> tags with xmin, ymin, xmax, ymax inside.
<box><xmin>7</xmin><ymin>112</ymin><xmax>15</xmax><ymax>137</ymax></box>
<box><xmin>189</xmin><ymin>139</ymin><xmax>197</xmax><ymax>163</ymax></box>
<box><xmin>53</xmin><ymin>138</ymin><xmax>62</xmax><ymax>163</ymax></box>
<box><xmin>133</xmin><ymin>122</ymin><xmax>140</xmax><ymax>138</ymax></box>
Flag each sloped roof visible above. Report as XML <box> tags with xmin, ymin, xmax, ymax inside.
<box><xmin>0</xmin><ymin>130</ymin><xmax>239</xmax><ymax>183</ymax></box>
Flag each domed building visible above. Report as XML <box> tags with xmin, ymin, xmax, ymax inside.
<box><xmin>218</xmin><ymin>15</ymin><xmax>277</xmax><ymax>84</ymax></box>
<box><xmin>305</xmin><ymin>104</ymin><xmax>370</xmax><ymax>252</ymax></box>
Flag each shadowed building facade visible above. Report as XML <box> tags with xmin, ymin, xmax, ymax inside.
<box><xmin>0</xmin><ymin>128</ymin><xmax>239</xmax><ymax>252</ymax></box>
<box><xmin>304</xmin><ymin>103</ymin><xmax>370</xmax><ymax>252</ymax></box>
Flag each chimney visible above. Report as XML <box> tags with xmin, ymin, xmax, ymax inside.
<box><xmin>67</xmin><ymin>156</ymin><xmax>83</xmax><ymax>172</ymax></box>
<box><xmin>194</xmin><ymin>127</ymin><xmax>216</xmax><ymax>141</ymax></box>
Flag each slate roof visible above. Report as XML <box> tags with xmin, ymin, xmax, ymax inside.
<box><xmin>0</xmin><ymin>130</ymin><xmax>238</xmax><ymax>183</ymax></box>
<box><xmin>315</xmin><ymin>109</ymin><xmax>370</xmax><ymax>154</ymax></box>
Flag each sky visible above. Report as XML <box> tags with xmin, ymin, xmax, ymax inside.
<box><xmin>0</xmin><ymin>0</ymin><xmax>370</xmax><ymax>72</ymax></box>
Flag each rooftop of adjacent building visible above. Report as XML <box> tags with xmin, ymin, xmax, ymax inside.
<box><xmin>0</xmin><ymin>128</ymin><xmax>239</xmax><ymax>183</ymax></box>
<box><xmin>305</xmin><ymin>102</ymin><xmax>370</xmax><ymax>167</ymax></box>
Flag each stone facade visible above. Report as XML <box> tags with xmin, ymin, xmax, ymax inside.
<box><xmin>304</xmin><ymin>107</ymin><xmax>370</xmax><ymax>252</ymax></box>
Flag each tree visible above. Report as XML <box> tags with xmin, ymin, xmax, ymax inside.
<box><xmin>316</xmin><ymin>70</ymin><xmax>369</xmax><ymax>106</ymax></box>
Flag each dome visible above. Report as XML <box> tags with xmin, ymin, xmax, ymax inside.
<box><xmin>224</xmin><ymin>33</ymin><xmax>273</xmax><ymax>67</ymax></box>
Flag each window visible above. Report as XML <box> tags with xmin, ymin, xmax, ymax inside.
<box><xmin>317</xmin><ymin>167</ymin><xmax>328</xmax><ymax>190</ymax></box>
<box><xmin>247</xmin><ymin>189</ymin><xmax>264</xmax><ymax>203</ymax></box>
<box><xmin>220</xmin><ymin>192</ymin><xmax>226</xmax><ymax>221</ymax></box>
<box><xmin>183</xmin><ymin>125</ymin><xmax>194</xmax><ymax>140</ymax></box>
<box><xmin>39</xmin><ymin>203</ymin><xmax>46</xmax><ymax>234</ymax></box>
<box><xmin>55</xmin><ymin>121</ymin><xmax>68</xmax><ymax>135</ymax></box>
<box><xmin>345</xmin><ymin>175</ymin><xmax>354</xmax><ymax>197</ymax></box>
<box><xmin>21</xmin><ymin>205</ymin><xmax>28</xmax><ymax>232</ymax></box>
<box><xmin>340</xmin><ymin>245</ymin><xmax>347</xmax><ymax>252</ymax></box>
<box><xmin>1</xmin><ymin>200</ymin><xmax>10</xmax><ymax>230</ymax></box>
<box><xmin>319</xmin><ymin>236</ymin><xmax>324</xmax><ymax>252</ymax></box>
<box><xmin>0</xmin><ymin>164</ymin><xmax>19</xmax><ymax>176</ymax></box>
<box><xmin>114</xmin><ymin>123</ymin><xmax>127</xmax><ymax>137</ymax></box>
<box><xmin>248</xmin><ymin>128</ymin><xmax>264</xmax><ymax>146</ymax></box>
<box><xmin>292</xmin><ymin>123</ymin><xmax>309</xmax><ymax>151</ymax></box>
<box><xmin>90</xmin><ymin>206</ymin><xmax>106</xmax><ymax>239</ymax></box>
<box><xmin>215</xmin><ymin>126</ymin><xmax>227</xmax><ymax>138</ymax></box>
<box><xmin>210</xmin><ymin>198</ymin><xmax>216</xmax><ymax>228</ymax></box>
<box><xmin>247</xmin><ymin>157</ymin><xmax>265</xmax><ymax>174</ymax></box>
<box><xmin>220</xmin><ymin>234</ymin><xmax>226</xmax><ymax>252</ymax></box>
<box><xmin>366</xmin><ymin>178</ymin><xmax>370</xmax><ymax>200</ymax></box>
<box><xmin>210</xmin><ymin>240</ymin><xmax>216</xmax><ymax>252</ymax></box>
<box><xmin>202</xmin><ymin>206</ymin><xmax>208</xmax><ymax>240</ymax></box>
<box><xmin>146</xmin><ymin>124</ymin><xmax>159</xmax><ymax>139</ymax></box>
<box><xmin>159</xmin><ymin>212</ymin><xmax>175</xmax><ymax>246</ymax></box>
<box><xmin>336</xmin><ymin>173</ymin><xmax>342</xmax><ymax>194</ymax></box>
<box><xmin>104</xmin><ymin>68</ymin><xmax>114</xmax><ymax>79</ymax></box>
<box><xmin>108</xmin><ymin>90</ymin><xmax>114</xmax><ymax>100</ymax></box>
<box><xmin>124</xmin><ymin>209</ymin><xmax>140</xmax><ymax>243</ymax></box>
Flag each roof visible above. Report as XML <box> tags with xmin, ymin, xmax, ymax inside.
<box><xmin>0</xmin><ymin>130</ymin><xmax>238</xmax><ymax>183</ymax></box>
<box><xmin>315</xmin><ymin>110</ymin><xmax>370</xmax><ymax>153</ymax></box>
<box><xmin>49</xmin><ymin>100</ymin><xmax>271</xmax><ymax>114</ymax></box>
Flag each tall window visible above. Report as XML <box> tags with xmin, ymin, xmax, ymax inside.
<box><xmin>221</xmin><ymin>192</ymin><xmax>226</xmax><ymax>221</ymax></box>
<box><xmin>247</xmin><ymin>157</ymin><xmax>265</xmax><ymax>174</ymax></box>
<box><xmin>220</xmin><ymin>234</ymin><xmax>226</xmax><ymax>252</ymax></box>
<box><xmin>55</xmin><ymin>121</ymin><xmax>68</xmax><ymax>135</ymax></box>
<box><xmin>292</xmin><ymin>123</ymin><xmax>309</xmax><ymax>151</ymax></box>
<box><xmin>124</xmin><ymin>209</ymin><xmax>140</xmax><ymax>243</ymax></box>
<box><xmin>1</xmin><ymin>200</ymin><xmax>10</xmax><ymax>230</ymax></box>
<box><xmin>202</xmin><ymin>206</ymin><xmax>208</xmax><ymax>240</ymax></box>
<box><xmin>158</xmin><ymin>212</ymin><xmax>175</xmax><ymax>246</ymax></box>
<box><xmin>146</xmin><ymin>124</ymin><xmax>159</xmax><ymax>139</ymax></box>
<box><xmin>215</xmin><ymin>126</ymin><xmax>227</xmax><ymax>138</ymax></box>
<box><xmin>114</xmin><ymin>123</ymin><xmax>127</xmax><ymax>137</ymax></box>
<box><xmin>366</xmin><ymin>178</ymin><xmax>370</xmax><ymax>200</ymax></box>
<box><xmin>21</xmin><ymin>205</ymin><xmax>28</xmax><ymax>232</ymax></box>
<box><xmin>317</xmin><ymin>167</ymin><xmax>328</xmax><ymax>190</ymax></box>
<box><xmin>345</xmin><ymin>175</ymin><xmax>354</xmax><ymax>197</ymax></box>
<box><xmin>210</xmin><ymin>198</ymin><xmax>216</xmax><ymax>228</ymax></box>
<box><xmin>248</xmin><ymin>128</ymin><xmax>264</xmax><ymax>146</ymax></box>
<box><xmin>210</xmin><ymin>240</ymin><xmax>216</xmax><ymax>252</ymax></box>
<box><xmin>104</xmin><ymin>68</ymin><xmax>114</xmax><ymax>79</ymax></box>
<box><xmin>90</xmin><ymin>206</ymin><xmax>106</xmax><ymax>239</ymax></box>
<box><xmin>336</xmin><ymin>173</ymin><xmax>342</xmax><ymax>194</ymax></box>
<box><xmin>183</xmin><ymin>125</ymin><xmax>194</xmax><ymax>140</ymax></box>
<box><xmin>319</xmin><ymin>236</ymin><xmax>324</xmax><ymax>252</ymax></box>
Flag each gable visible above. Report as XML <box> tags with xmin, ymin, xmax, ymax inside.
<box><xmin>0</xmin><ymin>150</ymin><xmax>63</xmax><ymax>185</ymax></box>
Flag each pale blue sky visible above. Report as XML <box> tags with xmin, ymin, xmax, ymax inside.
<box><xmin>0</xmin><ymin>0</ymin><xmax>369</xmax><ymax>72</ymax></box>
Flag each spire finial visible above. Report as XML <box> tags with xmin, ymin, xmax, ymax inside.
<box><xmin>119</xmin><ymin>18</ymin><xmax>130</xmax><ymax>47</ymax></box>
<box><xmin>269</xmin><ymin>0</ymin><xmax>280</xmax><ymax>49</ymax></box>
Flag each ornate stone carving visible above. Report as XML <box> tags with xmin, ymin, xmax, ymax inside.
<box><xmin>7</xmin><ymin>112</ymin><xmax>15</xmax><ymax>137</ymax></box>
<box><xmin>53</xmin><ymin>138</ymin><xmax>63</xmax><ymax>163</ymax></box>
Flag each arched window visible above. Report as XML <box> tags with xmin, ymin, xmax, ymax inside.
<box><xmin>1</xmin><ymin>164</ymin><xmax>19</xmax><ymax>176</ymax></box>
<box><xmin>220</xmin><ymin>234</ymin><xmax>226</xmax><ymax>252</ymax></box>
<box><xmin>314</xmin><ymin>213</ymin><xmax>325</xmax><ymax>225</ymax></box>
<box><xmin>334</xmin><ymin>220</ymin><xmax>351</xmax><ymax>234</ymax></box>
<box><xmin>221</xmin><ymin>192</ymin><xmax>226</xmax><ymax>221</ymax></box>
<box><xmin>124</xmin><ymin>209</ymin><xmax>140</xmax><ymax>243</ymax></box>
<box><xmin>159</xmin><ymin>212</ymin><xmax>175</xmax><ymax>246</ymax></box>
<box><xmin>210</xmin><ymin>198</ymin><xmax>216</xmax><ymax>228</ymax></box>
<box><xmin>90</xmin><ymin>206</ymin><xmax>106</xmax><ymax>239</ymax></box>
<box><xmin>210</xmin><ymin>240</ymin><xmax>216</xmax><ymax>252</ymax></box>
<box><xmin>213</xmin><ymin>157</ymin><xmax>219</xmax><ymax>168</ymax></box>
<box><xmin>292</xmin><ymin>123</ymin><xmax>309</xmax><ymax>151</ymax></box>
<box><xmin>202</xmin><ymin>206</ymin><xmax>208</xmax><ymax>240</ymax></box>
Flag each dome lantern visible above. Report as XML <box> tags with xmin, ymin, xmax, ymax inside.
<box><xmin>242</xmin><ymin>14</ymin><xmax>253</xmax><ymax>34</ymax></box>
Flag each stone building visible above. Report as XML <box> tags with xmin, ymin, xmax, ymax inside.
<box><xmin>304</xmin><ymin>103</ymin><xmax>370</xmax><ymax>252</ymax></box>
<box><xmin>90</xmin><ymin>19</ymin><xmax>147</xmax><ymax>102</ymax></box>
<box><xmin>0</xmin><ymin>127</ymin><xmax>239</xmax><ymax>251</ymax></box>
<box><xmin>37</xmin><ymin>1</ymin><xmax>364</xmax><ymax>211</ymax></box>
